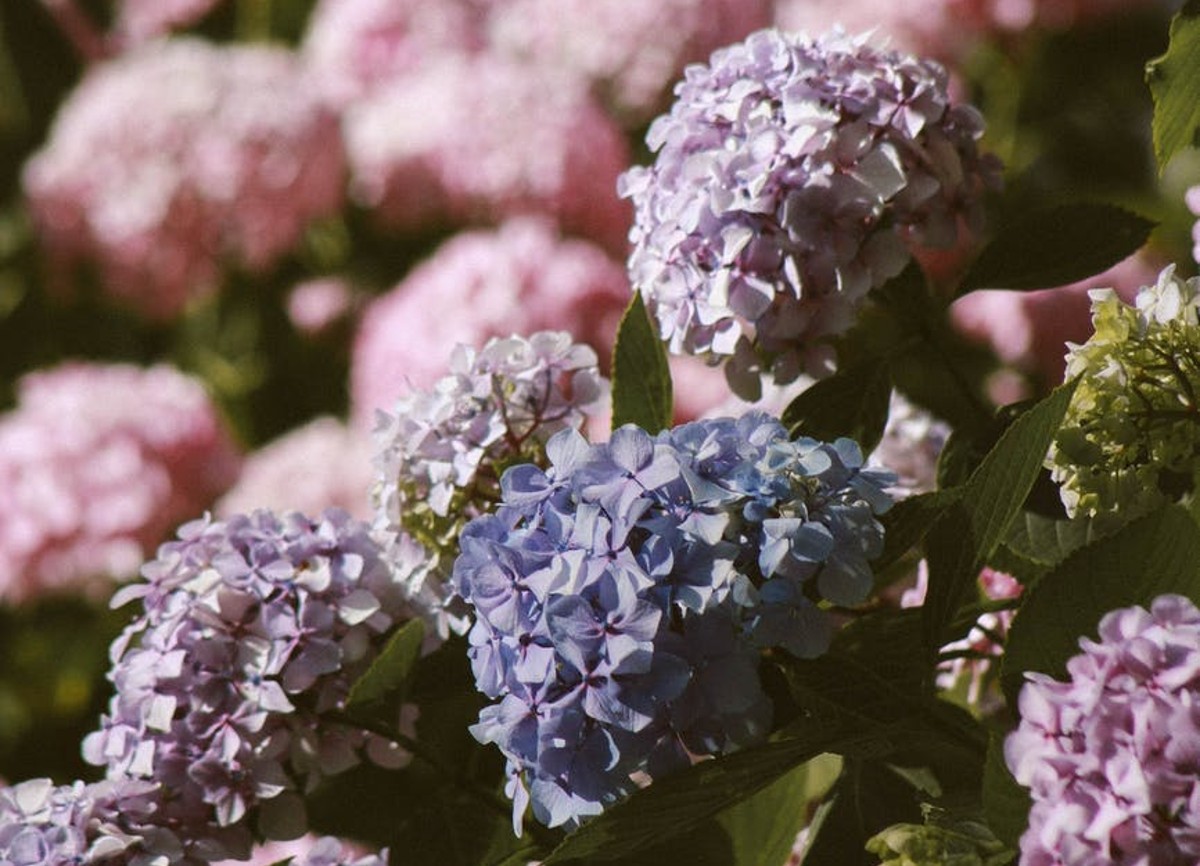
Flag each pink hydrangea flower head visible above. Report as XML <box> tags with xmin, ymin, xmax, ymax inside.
<box><xmin>950</xmin><ymin>253</ymin><xmax>1158</xmax><ymax>386</ymax></box>
<box><xmin>301</xmin><ymin>0</ymin><xmax>484</xmax><ymax>106</ymax></box>
<box><xmin>0</xmin><ymin>362</ymin><xmax>241</xmax><ymax>603</ymax></box>
<box><xmin>622</xmin><ymin>28</ymin><xmax>1001</xmax><ymax>399</ymax></box>
<box><xmin>774</xmin><ymin>0</ymin><xmax>1163</xmax><ymax>61</ymax></box>
<box><xmin>1006</xmin><ymin>594</ymin><xmax>1200</xmax><ymax>865</ymax></box>
<box><xmin>342</xmin><ymin>53</ymin><xmax>632</xmax><ymax>254</ymax></box>
<box><xmin>216</xmin><ymin>418</ymin><xmax>374</xmax><ymax>520</ymax></box>
<box><xmin>111</xmin><ymin>0</ymin><xmax>224</xmax><ymax>46</ymax></box>
<box><xmin>23</xmin><ymin>39</ymin><xmax>346</xmax><ymax>321</ymax></box>
<box><xmin>350</xmin><ymin>218</ymin><xmax>629</xmax><ymax>425</ymax></box>
<box><xmin>484</xmin><ymin>0</ymin><xmax>772</xmax><ymax>124</ymax></box>
<box><xmin>84</xmin><ymin>510</ymin><xmax>424</xmax><ymax>856</ymax></box>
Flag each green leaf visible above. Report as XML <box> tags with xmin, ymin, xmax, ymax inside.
<box><xmin>541</xmin><ymin>725</ymin><xmax>898</xmax><ymax>865</ymax></box>
<box><xmin>981</xmin><ymin>734</ymin><xmax>1028</xmax><ymax>854</ymax></box>
<box><xmin>388</xmin><ymin>786</ymin><xmax>528</xmax><ymax>866</ymax></box>
<box><xmin>1001</xmin><ymin>505</ymin><xmax>1200</xmax><ymax>702</ymax></box>
<box><xmin>1002</xmin><ymin>511</ymin><xmax>1104</xmax><ymax>568</ymax></box>
<box><xmin>343</xmin><ymin>618</ymin><xmax>425</xmax><ymax>731</ymax></box>
<box><xmin>957</xmin><ymin>204</ymin><xmax>1155</xmax><ymax>295</ymax></box>
<box><xmin>922</xmin><ymin>381</ymin><xmax>1078</xmax><ymax>651</ymax></box>
<box><xmin>717</xmin><ymin>760</ymin><xmax>825</xmax><ymax>866</ymax></box>
<box><xmin>1147</xmin><ymin>0</ymin><xmax>1200</xmax><ymax>172</ymax></box>
<box><xmin>798</xmin><ymin>761</ymin><xmax>923</xmax><ymax>866</ymax></box>
<box><xmin>876</xmin><ymin>489</ymin><xmax>962</xmax><ymax>571</ymax></box>
<box><xmin>781</xmin><ymin>359</ymin><xmax>892</xmax><ymax>453</ymax></box>
<box><xmin>611</xmin><ymin>291</ymin><xmax>673</xmax><ymax>433</ymax></box>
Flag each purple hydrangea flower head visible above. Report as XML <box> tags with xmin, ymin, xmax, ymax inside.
<box><xmin>373</xmin><ymin>331</ymin><xmax>608</xmax><ymax>637</ymax></box>
<box><xmin>1005</xmin><ymin>594</ymin><xmax>1200</xmax><ymax>865</ymax></box>
<box><xmin>0</xmin><ymin>777</ymin><xmax>188</xmax><ymax>866</ymax></box>
<box><xmin>84</xmin><ymin>509</ymin><xmax>424</xmax><ymax>857</ymax></box>
<box><xmin>621</xmin><ymin>28</ymin><xmax>1001</xmax><ymax>398</ymax></box>
<box><xmin>452</xmin><ymin>413</ymin><xmax>893</xmax><ymax>830</ymax></box>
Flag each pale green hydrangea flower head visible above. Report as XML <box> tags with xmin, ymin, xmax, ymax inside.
<box><xmin>1049</xmin><ymin>265</ymin><xmax>1200</xmax><ymax>520</ymax></box>
<box><xmin>866</xmin><ymin>807</ymin><xmax>1009</xmax><ymax>866</ymax></box>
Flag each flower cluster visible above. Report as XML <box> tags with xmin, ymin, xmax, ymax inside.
<box><xmin>0</xmin><ymin>362</ymin><xmax>241</xmax><ymax>603</ymax></box>
<box><xmin>1006</xmin><ymin>594</ymin><xmax>1200</xmax><ymax>864</ymax></box>
<box><xmin>84</xmin><ymin>509</ymin><xmax>419</xmax><ymax>858</ymax></box>
<box><xmin>621</xmin><ymin>28</ymin><xmax>999</xmax><ymax>397</ymax></box>
<box><xmin>111</xmin><ymin>0</ymin><xmax>223</xmax><ymax>45</ymax></box>
<box><xmin>773</xmin><ymin>0</ymin><xmax>1161</xmax><ymax>60</ymax></box>
<box><xmin>350</xmin><ymin>218</ymin><xmax>629</xmax><ymax>421</ymax></box>
<box><xmin>301</xmin><ymin>0</ymin><xmax>483</xmax><ymax>106</ymax></box>
<box><xmin>484</xmin><ymin>0</ymin><xmax>771</xmax><ymax>124</ymax></box>
<box><xmin>1048</xmin><ymin>264</ymin><xmax>1200</xmax><ymax>521</ymax></box>
<box><xmin>373</xmin><ymin>332</ymin><xmax>608</xmax><ymax>634</ymax></box>
<box><xmin>452</xmin><ymin>414</ymin><xmax>892</xmax><ymax>829</ymax></box>
<box><xmin>217</xmin><ymin>418</ymin><xmax>374</xmax><ymax>520</ymax></box>
<box><xmin>23</xmin><ymin>39</ymin><xmax>345</xmax><ymax>320</ymax></box>
<box><xmin>0</xmin><ymin>778</ymin><xmax>183</xmax><ymax>866</ymax></box>
<box><xmin>342</xmin><ymin>54</ymin><xmax>631</xmax><ymax>253</ymax></box>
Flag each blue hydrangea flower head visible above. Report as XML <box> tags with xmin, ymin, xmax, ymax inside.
<box><xmin>83</xmin><ymin>509</ymin><xmax>422</xmax><ymax>857</ymax></box>
<box><xmin>452</xmin><ymin>413</ymin><xmax>893</xmax><ymax>831</ymax></box>
<box><xmin>620</xmin><ymin>28</ymin><xmax>1000</xmax><ymax>398</ymax></box>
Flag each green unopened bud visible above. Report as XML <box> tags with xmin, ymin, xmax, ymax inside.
<box><xmin>866</xmin><ymin>809</ymin><xmax>1009</xmax><ymax>866</ymax></box>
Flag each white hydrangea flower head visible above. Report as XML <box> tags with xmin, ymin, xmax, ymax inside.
<box><xmin>1050</xmin><ymin>265</ymin><xmax>1200</xmax><ymax>521</ymax></box>
<box><xmin>372</xmin><ymin>331</ymin><xmax>609</xmax><ymax>635</ymax></box>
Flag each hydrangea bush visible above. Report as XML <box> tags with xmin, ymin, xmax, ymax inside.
<box><xmin>6</xmin><ymin>5</ymin><xmax>1200</xmax><ymax>866</ymax></box>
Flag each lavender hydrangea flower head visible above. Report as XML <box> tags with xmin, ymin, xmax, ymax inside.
<box><xmin>373</xmin><ymin>331</ymin><xmax>608</xmax><ymax>635</ymax></box>
<box><xmin>1005</xmin><ymin>594</ymin><xmax>1200</xmax><ymax>865</ymax></box>
<box><xmin>0</xmin><ymin>777</ymin><xmax>186</xmax><ymax>866</ymax></box>
<box><xmin>621</xmin><ymin>28</ymin><xmax>1000</xmax><ymax>398</ymax></box>
<box><xmin>84</xmin><ymin>509</ymin><xmax>423</xmax><ymax>857</ymax></box>
<box><xmin>452</xmin><ymin>413</ymin><xmax>893</xmax><ymax>830</ymax></box>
